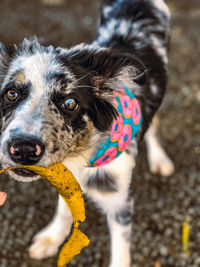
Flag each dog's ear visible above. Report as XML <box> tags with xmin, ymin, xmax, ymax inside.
<box><xmin>67</xmin><ymin>44</ymin><xmax>147</xmax><ymax>88</ymax></box>
<box><xmin>0</xmin><ymin>43</ymin><xmax>11</xmax><ymax>70</ymax></box>
<box><xmin>64</xmin><ymin>44</ymin><xmax>147</xmax><ymax>131</ymax></box>
<box><xmin>0</xmin><ymin>43</ymin><xmax>16</xmax><ymax>85</ymax></box>
<box><xmin>68</xmin><ymin>44</ymin><xmax>147</xmax><ymax>85</ymax></box>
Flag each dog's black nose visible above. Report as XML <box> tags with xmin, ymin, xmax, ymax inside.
<box><xmin>8</xmin><ymin>138</ymin><xmax>45</xmax><ymax>165</ymax></box>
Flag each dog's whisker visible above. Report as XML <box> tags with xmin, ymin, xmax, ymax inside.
<box><xmin>71</xmin><ymin>70</ymin><xmax>97</xmax><ymax>84</ymax></box>
<box><xmin>76</xmin><ymin>85</ymin><xmax>99</xmax><ymax>91</ymax></box>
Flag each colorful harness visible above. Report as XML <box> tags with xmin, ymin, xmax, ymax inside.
<box><xmin>88</xmin><ymin>84</ymin><xmax>142</xmax><ymax>167</ymax></box>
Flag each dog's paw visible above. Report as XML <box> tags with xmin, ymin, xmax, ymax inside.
<box><xmin>29</xmin><ymin>223</ymin><xmax>71</xmax><ymax>259</ymax></box>
<box><xmin>29</xmin><ymin>235</ymin><xmax>59</xmax><ymax>259</ymax></box>
<box><xmin>147</xmin><ymin>147</ymin><xmax>175</xmax><ymax>176</ymax></box>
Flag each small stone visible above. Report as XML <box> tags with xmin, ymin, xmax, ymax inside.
<box><xmin>159</xmin><ymin>245</ymin><xmax>169</xmax><ymax>257</ymax></box>
<box><xmin>95</xmin><ymin>252</ymin><xmax>101</xmax><ymax>260</ymax></box>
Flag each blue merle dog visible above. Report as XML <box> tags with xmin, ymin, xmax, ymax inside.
<box><xmin>0</xmin><ymin>0</ymin><xmax>174</xmax><ymax>266</ymax></box>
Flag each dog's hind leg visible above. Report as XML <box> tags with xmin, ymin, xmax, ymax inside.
<box><xmin>29</xmin><ymin>195</ymin><xmax>73</xmax><ymax>259</ymax></box>
<box><xmin>145</xmin><ymin>115</ymin><xmax>174</xmax><ymax>176</ymax></box>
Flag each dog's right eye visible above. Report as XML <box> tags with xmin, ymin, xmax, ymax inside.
<box><xmin>6</xmin><ymin>89</ymin><xmax>19</xmax><ymax>102</ymax></box>
<box><xmin>61</xmin><ymin>98</ymin><xmax>79</xmax><ymax>111</ymax></box>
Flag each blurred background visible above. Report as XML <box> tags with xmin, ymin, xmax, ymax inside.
<box><xmin>0</xmin><ymin>0</ymin><xmax>200</xmax><ymax>266</ymax></box>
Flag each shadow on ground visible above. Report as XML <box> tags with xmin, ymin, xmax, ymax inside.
<box><xmin>0</xmin><ymin>0</ymin><xmax>199</xmax><ymax>266</ymax></box>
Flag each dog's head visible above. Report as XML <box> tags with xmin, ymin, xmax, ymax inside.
<box><xmin>0</xmin><ymin>38</ymin><xmax>145</xmax><ymax>181</ymax></box>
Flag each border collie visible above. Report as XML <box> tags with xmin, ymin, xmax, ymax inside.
<box><xmin>0</xmin><ymin>0</ymin><xmax>174</xmax><ymax>266</ymax></box>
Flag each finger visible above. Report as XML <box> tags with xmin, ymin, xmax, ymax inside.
<box><xmin>0</xmin><ymin>191</ymin><xmax>7</xmax><ymax>206</ymax></box>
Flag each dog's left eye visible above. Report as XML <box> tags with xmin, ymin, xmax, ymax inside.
<box><xmin>62</xmin><ymin>98</ymin><xmax>79</xmax><ymax>111</ymax></box>
<box><xmin>6</xmin><ymin>89</ymin><xmax>19</xmax><ymax>102</ymax></box>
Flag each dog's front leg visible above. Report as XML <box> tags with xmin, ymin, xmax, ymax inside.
<box><xmin>107</xmin><ymin>198</ymin><xmax>133</xmax><ymax>267</ymax></box>
<box><xmin>88</xmin><ymin>154</ymin><xmax>134</xmax><ymax>267</ymax></box>
<box><xmin>29</xmin><ymin>195</ymin><xmax>73</xmax><ymax>259</ymax></box>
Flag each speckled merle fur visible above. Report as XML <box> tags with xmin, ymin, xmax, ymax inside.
<box><xmin>95</xmin><ymin>0</ymin><xmax>170</xmax><ymax>136</ymax></box>
<box><xmin>0</xmin><ymin>1</ymin><xmax>170</xmax><ymax>266</ymax></box>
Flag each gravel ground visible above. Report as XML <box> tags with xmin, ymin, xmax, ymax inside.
<box><xmin>0</xmin><ymin>0</ymin><xmax>200</xmax><ymax>266</ymax></box>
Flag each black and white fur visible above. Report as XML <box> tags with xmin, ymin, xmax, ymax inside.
<box><xmin>0</xmin><ymin>0</ymin><xmax>174</xmax><ymax>266</ymax></box>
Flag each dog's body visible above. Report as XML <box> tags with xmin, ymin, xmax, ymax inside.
<box><xmin>0</xmin><ymin>0</ymin><xmax>174</xmax><ymax>266</ymax></box>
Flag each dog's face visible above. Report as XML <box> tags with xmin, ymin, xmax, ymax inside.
<box><xmin>0</xmin><ymin>38</ymin><xmax>144</xmax><ymax>181</ymax></box>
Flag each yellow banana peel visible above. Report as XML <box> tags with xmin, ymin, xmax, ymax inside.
<box><xmin>0</xmin><ymin>163</ymin><xmax>90</xmax><ymax>267</ymax></box>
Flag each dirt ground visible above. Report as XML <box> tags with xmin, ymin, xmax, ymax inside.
<box><xmin>0</xmin><ymin>0</ymin><xmax>200</xmax><ymax>266</ymax></box>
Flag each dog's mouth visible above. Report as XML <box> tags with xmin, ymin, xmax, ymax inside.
<box><xmin>13</xmin><ymin>168</ymin><xmax>37</xmax><ymax>177</ymax></box>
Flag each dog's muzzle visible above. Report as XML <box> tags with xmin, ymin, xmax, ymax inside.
<box><xmin>8</xmin><ymin>138</ymin><xmax>45</xmax><ymax>177</ymax></box>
